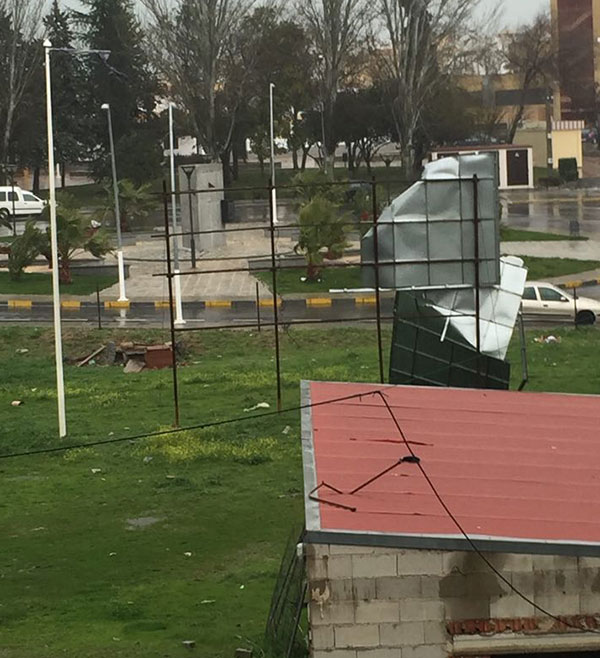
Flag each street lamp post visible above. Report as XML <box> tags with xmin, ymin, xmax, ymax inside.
<box><xmin>44</xmin><ymin>41</ymin><xmax>111</xmax><ymax>438</ymax></box>
<box><xmin>269</xmin><ymin>82</ymin><xmax>278</xmax><ymax>225</ymax></box>
<box><xmin>181</xmin><ymin>165</ymin><xmax>197</xmax><ymax>269</ymax></box>
<box><xmin>101</xmin><ymin>103</ymin><xmax>127</xmax><ymax>302</ymax></box>
<box><xmin>43</xmin><ymin>39</ymin><xmax>67</xmax><ymax>438</ymax></box>
<box><xmin>168</xmin><ymin>102</ymin><xmax>185</xmax><ymax>325</ymax></box>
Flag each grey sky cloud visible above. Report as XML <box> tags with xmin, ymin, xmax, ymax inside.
<box><xmin>479</xmin><ymin>0</ymin><xmax>548</xmax><ymax>25</ymax></box>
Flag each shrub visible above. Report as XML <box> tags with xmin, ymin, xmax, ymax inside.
<box><xmin>8</xmin><ymin>220</ymin><xmax>44</xmax><ymax>281</ymax></box>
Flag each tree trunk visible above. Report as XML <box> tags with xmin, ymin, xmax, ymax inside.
<box><xmin>220</xmin><ymin>150</ymin><xmax>233</xmax><ymax>186</ymax></box>
<box><xmin>59</xmin><ymin>258</ymin><xmax>72</xmax><ymax>285</ymax></box>
<box><xmin>61</xmin><ymin>163</ymin><xmax>66</xmax><ymax>189</ymax></box>
<box><xmin>292</xmin><ymin>147</ymin><xmax>299</xmax><ymax>170</ymax></box>
<box><xmin>33</xmin><ymin>167</ymin><xmax>40</xmax><ymax>194</ymax></box>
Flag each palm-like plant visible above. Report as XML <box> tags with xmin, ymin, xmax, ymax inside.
<box><xmin>294</xmin><ymin>196</ymin><xmax>349</xmax><ymax>280</ymax></box>
<box><xmin>104</xmin><ymin>179</ymin><xmax>156</xmax><ymax>232</ymax></box>
<box><xmin>40</xmin><ymin>195</ymin><xmax>112</xmax><ymax>284</ymax></box>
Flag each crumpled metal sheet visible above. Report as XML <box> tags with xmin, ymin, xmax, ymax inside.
<box><xmin>361</xmin><ymin>154</ymin><xmax>500</xmax><ymax>289</ymax></box>
<box><xmin>425</xmin><ymin>255</ymin><xmax>527</xmax><ymax>360</ymax></box>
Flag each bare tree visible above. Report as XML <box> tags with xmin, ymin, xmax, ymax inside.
<box><xmin>297</xmin><ymin>0</ymin><xmax>370</xmax><ymax>174</ymax></box>
<box><xmin>0</xmin><ymin>0</ymin><xmax>45</xmax><ymax>167</ymax></box>
<box><xmin>142</xmin><ymin>0</ymin><xmax>256</xmax><ymax>163</ymax></box>
<box><xmin>374</xmin><ymin>0</ymin><xmax>479</xmax><ymax>175</ymax></box>
<box><xmin>503</xmin><ymin>12</ymin><xmax>555</xmax><ymax>143</ymax></box>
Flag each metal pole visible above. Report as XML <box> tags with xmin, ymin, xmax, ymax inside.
<box><xmin>96</xmin><ymin>283</ymin><xmax>102</xmax><ymax>330</ymax></box>
<box><xmin>473</xmin><ymin>174</ymin><xmax>482</xmax><ymax>385</ymax></box>
<box><xmin>574</xmin><ymin>286</ymin><xmax>579</xmax><ymax>328</ymax></box>
<box><xmin>102</xmin><ymin>103</ymin><xmax>127</xmax><ymax>302</ymax></box>
<box><xmin>11</xmin><ymin>174</ymin><xmax>16</xmax><ymax>236</ymax></box>
<box><xmin>269</xmin><ymin>83</ymin><xmax>279</xmax><ymax>225</ymax></box>
<box><xmin>44</xmin><ymin>40</ymin><xmax>67</xmax><ymax>438</ymax></box>
<box><xmin>256</xmin><ymin>280</ymin><xmax>261</xmax><ymax>332</ymax></box>
<box><xmin>163</xmin><ymin>180</ymin><xmax>180</xmax><ymax>427</ymax></box>
<box><xmin>182</xmin><ymin>166</ymin><xmax>197</xmax><ymax>268</ymax></box>
<box><xmin>269</xmin><ymin>177</ymin><xmax>282</xmax><ymax>411</ymax></box>
<box><xmin>168</xmin><ymin>102</ymin><xmax>185</xmax><ymax>325</ymax></box>
<box><xmin>371</xmin><ymin>178</ymin><xmax>385</xmax><ymax>384</ymax></box>
<box><xmin>517</xmin><ymin>312</ymin><xmax>529</xmax><ymax>392</ymax></box>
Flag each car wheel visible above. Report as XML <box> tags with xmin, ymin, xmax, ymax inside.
<box><xmin>576</xmin><ymin>310</ymin><xmax>596</xmax><ymax>326</ymax></box>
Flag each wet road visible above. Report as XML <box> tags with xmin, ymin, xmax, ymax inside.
<box><xmin>504</xmin><ymin>190</ymin><xmax>600</xmax><ymax>240</ymax></box>
<box><xmin>2</xmin><ymin>289</ymin><xmax>599</xmax><ymax>328</ymax></box>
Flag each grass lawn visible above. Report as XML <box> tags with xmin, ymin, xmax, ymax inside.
<box><xmin>0</xmin><ymin>271</ymin><xmax>118</xmax><ymax>296</ymax></box>
<box><xmin>500</xmin><ymin>226</ymin><xmax>587</xmax><ymax>242</ymax></box>
<box><xmin>255</xmin><ymin>256</ymin><xmax>600</xmax><ymax>295</ymax></box>
<box><xmin>520</xmin><ymin>256</ymin><xmax>600</xmax><ymax>280</ymax></box>
<box><xmin>0</xmin><ymin>325</ymin><xmax>599</xmax><ymax>658</ymax></box>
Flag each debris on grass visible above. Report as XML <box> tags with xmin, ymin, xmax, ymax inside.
<box><xmin>243</xmin><ymin>402</ymin><xmax>270</xmax><ymax>412</ymax></box>
<box><xmin>15</xmin><ymin>348</ymin><xmax>29</xmax><ymax>354</ymax></box>
<box><xmin>74</xmin><ymin>341</ymin><xmax>174</xmax><ymax>373</ymax></box>
<box><xmin>10</xmin><ymin>400</ymin><xmax>22</xmax><ymax>406</ymax></box>
<box><xmin>91</xmin><ymin>468</ymin><xmax>102</xmax><ymax>474</ymax></box>
<box><xmin>534</xmin><ymin>334</ymin><xmax>561</xmax><ymax>344</ymax></box>
<box><xmin>182</xmin><ymin>640</ymin><xmax>196</xmax><ymax>649</ymax></box>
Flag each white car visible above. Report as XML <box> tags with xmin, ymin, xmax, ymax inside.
<box><xmin>0</xmin><ymin>186</ymin><xmax>46</xmax><ymax>224</ymax></box>
<box><xmin>521</xmin><ymin>281</ymin><xmax>600</xmax><ymax>325</ymax></box>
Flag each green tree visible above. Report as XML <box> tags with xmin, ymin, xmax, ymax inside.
<box><xmin>44</xmin><ymin>0</ymin><xmax>91</xmax><ymax>186</ymax></box>
<box><xmin>76</xmin><ymin>0</ymin><xmax>158</xmax><ymax>181</ymax></box>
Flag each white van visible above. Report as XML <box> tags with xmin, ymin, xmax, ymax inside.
<box><xmin>0</xmin><ymin>187</ymin><xmax>46</xmax><ymax>222</ymax></box>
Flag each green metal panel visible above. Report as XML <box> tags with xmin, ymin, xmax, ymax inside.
<box><xmin>389</xmin><ymin>291</ymin><xmax>510</xmax><ymax>390</ymax></box>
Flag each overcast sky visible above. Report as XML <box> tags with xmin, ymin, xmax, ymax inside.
<box><xmin>479</xmin><ymin>0</ymin><xmax>549</xmax><ymax>25</ymax></box>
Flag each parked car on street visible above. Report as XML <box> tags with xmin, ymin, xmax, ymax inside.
<box><xmin>521</xmin><ymin>281</ymin><xmax>600</xmax><ymax>325</ymax></box>
<box><xmin>0</xmin><ymin>186</ymin><xmax>46</xmax><ymax>225</ymax></box>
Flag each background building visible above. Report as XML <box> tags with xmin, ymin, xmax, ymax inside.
<box><xmin>551</xmin><ymin>0</ymin><xmax>600</xmax><ymax>120</ymax></box>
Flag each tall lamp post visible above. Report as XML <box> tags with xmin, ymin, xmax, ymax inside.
<box><xmin>181</xmin><ymin>165</ymin><xmax>197</xmax><ymax>269</ymax></box>
<box><xmin>168</xmin><ymin>102</ymin><xmax>185</xmax><ymax>325</ymax></box>
<box><xmin>101</xmin><ymin>103</ymin><xmax>127</xmax><ymax>302</ymax></box>
<box><xmin>44</xmin><ymin>40</ymin><xmax>111</xmax><ymax>438</ymax></box>
<box><xmin>269</xmin><ymin>82</ymin><xmax>278</xmax><ymax>225</ymax></box>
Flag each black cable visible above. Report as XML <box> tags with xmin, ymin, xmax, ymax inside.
<box><xmin>375</xmin><ymin>390</ymin><xmax>600</xmax><ymax>636</ymax></box>
<box><xmin>0</xmin><ymin>387</ymin><xmax>387</xmax><ymax>461</ymax></box>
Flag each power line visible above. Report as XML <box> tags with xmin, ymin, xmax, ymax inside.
<box><xmin>0</xmin><ymin>387</ymin><xmax>387</xmax><ymax>461</ymax></box>
<box><xmin>376</xmin><ymin>391</ymin><xmax>600</xmax><ymax>637</ymax></box>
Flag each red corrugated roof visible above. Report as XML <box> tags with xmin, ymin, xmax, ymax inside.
<box><xmin>303</xmin><ymin>382</ymin><xmax>600</xmax><ymax>549</ymax></box>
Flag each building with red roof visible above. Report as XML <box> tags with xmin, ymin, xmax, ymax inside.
<box><xmin>301</xmin><ymin>381</ymin><xmax>600</xmax><ymax>657</ymax></box>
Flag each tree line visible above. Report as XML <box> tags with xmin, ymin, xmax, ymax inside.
<box><xmin>0</xmin><ymin>0</ymin><xmax>555</xmax><ymax>189</ymax></box>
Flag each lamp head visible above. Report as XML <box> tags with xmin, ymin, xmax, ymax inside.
<box><xmin>101</xmin><ymin>103</ymin><xmax>110</xmax><ymax>111</ymax></box>
<box><xmin>43</xmin><ymin>38</ymin><xmax>52</xmax><ymax>49</ymax></box>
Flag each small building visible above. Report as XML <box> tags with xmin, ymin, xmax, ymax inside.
<box><xmin>430</xmin><ymin>145</ymin><xmax>534</xmax><ymax>190</ymax></box>
<box><xmin>552</xmin><ymin>120</ymin><xmax>585</xmax><ymax>178</ymax></box>
<box><xmin>301</xmin><ymin>381</ymin><xmax>600</xmax><ymax>657</ymax></box>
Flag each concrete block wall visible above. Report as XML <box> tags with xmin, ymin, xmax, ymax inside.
<box><xmin>178</xmin><ymin>164</ymin><xmax>225</xmax><ymax>252</ymax></box>
<box><xmin>306</xmin><ymin>543</ymin><xmax>600</xmax><ymax>657</ymax></box>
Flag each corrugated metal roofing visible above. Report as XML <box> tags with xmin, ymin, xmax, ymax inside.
<box><xmin>301</xmin><ymin>381</ymin><xmax>600</xmax><ymax>554</ymax></box>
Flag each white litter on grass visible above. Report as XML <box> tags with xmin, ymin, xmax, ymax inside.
<box><xmin>282</xmin><ymin>425</ymin><xmax>292</xmax><ymax>435</ymax></box>
<box><xmin>184</xmin><ymin>552</ymin><xmax>192</xmax><ymax>557</ymax></box>
<box><xmin>91</xmin><ymin>468</ymin><xmax>102</xmax><ymax>474</ymax></box>
<box><xmin>244</xmin><ymin>402</ymin><xmax>270</xmax><ymax>412</ymax></box>
<box><xmin>201</xmin><ymin>600</ymin><xmax>216</xmax><ymax>605</ymax></box>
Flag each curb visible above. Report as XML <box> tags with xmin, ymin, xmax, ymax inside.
<box><xmin>2</xmin><ymin>280</ymin><xmax>597</xmax><ymax>312</ymax></box>
<box><xmin>0</xmin><ymin>294</ymin><xmax>388</xmax><ymax>312</ymax></box>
